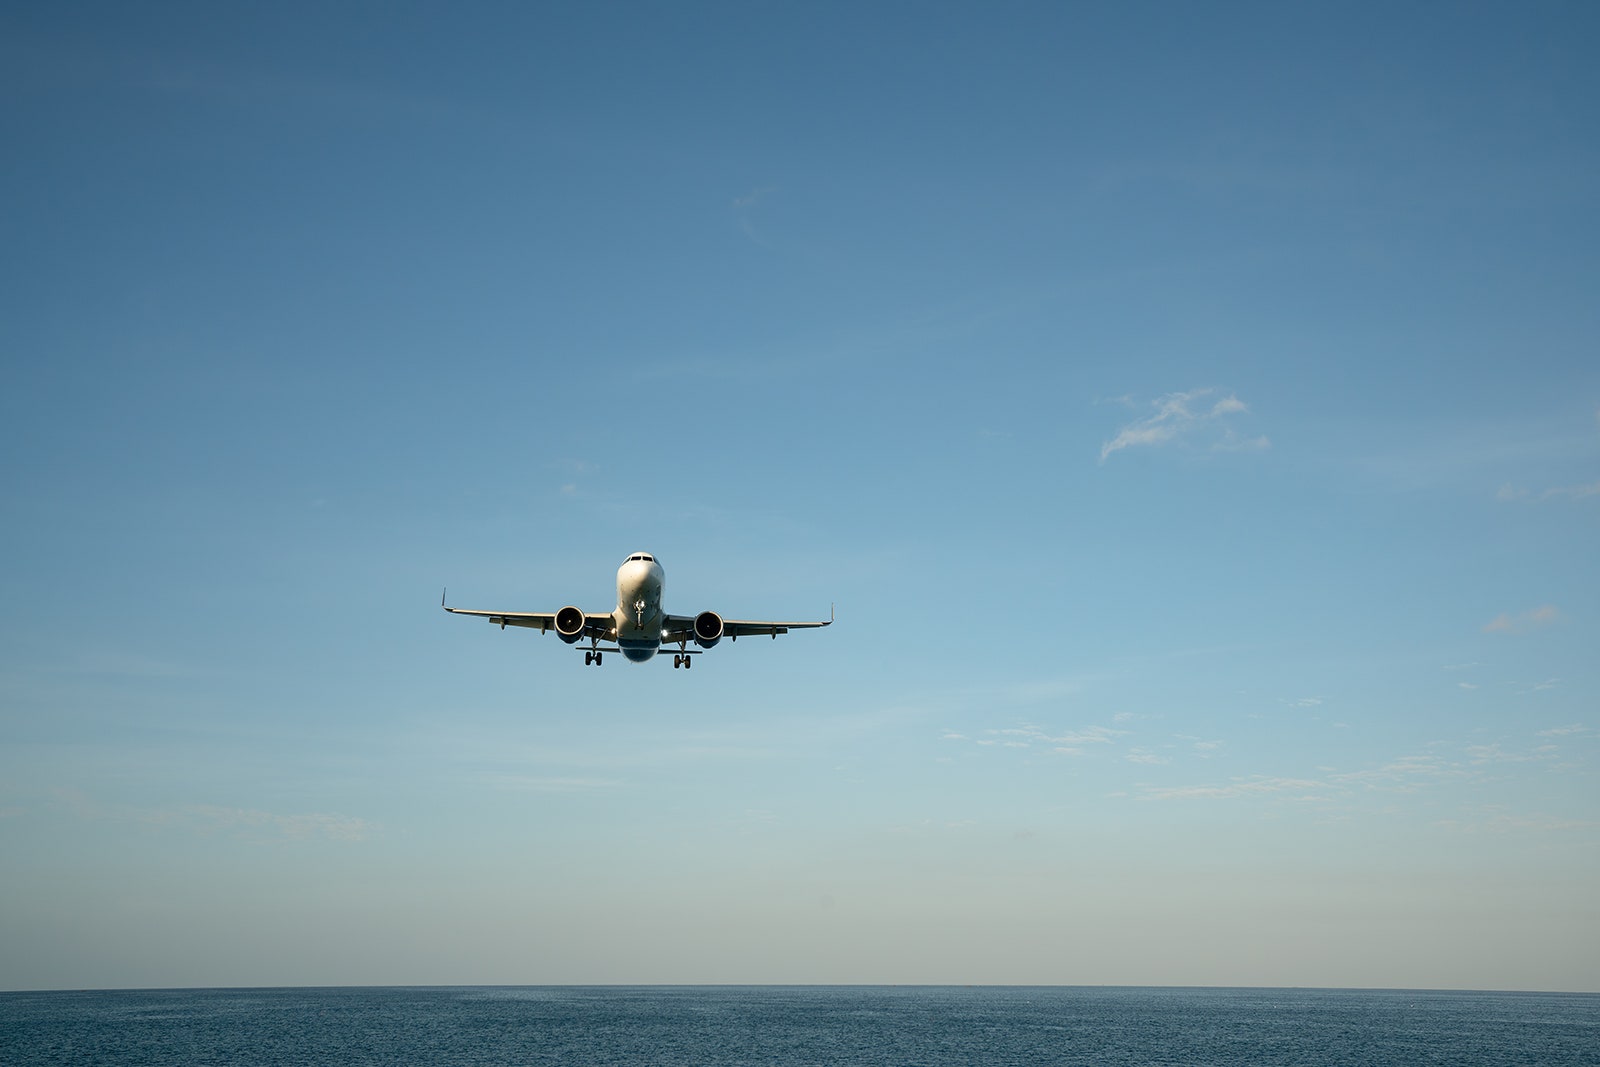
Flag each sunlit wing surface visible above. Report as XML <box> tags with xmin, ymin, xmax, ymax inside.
<box><xmin>440</xmin><ymin>606</ymin><xmax>612</xmax><ymax>637</ymax></box>
<box><xmin>661</xmin><ymin>614</ymin><xmax>834</xmax><ymax>641</ymax></box>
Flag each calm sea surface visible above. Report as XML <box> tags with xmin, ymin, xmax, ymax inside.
<box><xmin>2</xmin><ymin>986</ymin><xmax>1596</xmax><ymax>1066</ymax></box>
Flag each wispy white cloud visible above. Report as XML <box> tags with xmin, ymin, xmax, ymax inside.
<box><xmin>1538</xmin><ymin>723</ymin><xmax>1589</xmax><ymax>737</ymax></box>
<box><xmin>1329</xmin><ymin>754</ymin><xmax>1461</xmax><ymax>791</ymax></box>
<box><xmin>1213</xmin><ymin>428</ymin><xmax>1272</xmax><ymax>453</ymax></box>
<box><xmin>1175</xmin><ymin>734</ymin><xmax>1224</xmax><ymax>757</ymax></box>
<box><xmin>1482</xmin><ymin>605</ymin><xmax>1563</xmax><ymax>634</ymax></box>
<box><xmin>1143</xmin><ymin>751</ymin><xmax>1478</xmax><ymax>804</ymax></box>
<box><xmin>1045</xmin><ymin>726</ymin><xmax>1126</xmax><ymax>746</ymax></box>
<box><xmin>1464</xmin><ymin>742</ymin><xmax>1545</xmax><ymax>765</ymax></box>
<box><xmin>1099</xmin><ymin>388</ymin><xmax>1267</xmax><ymax>463</ymax></box>
<box><xmin>979</xmin><ymin>723</ymin><xmax>1126</xmax><ymax>753</ymax></box>
<box><xmin>1492</xmin><ymin>407</ymin><xmax>1600</xmax><ymax>501</ymax></box>
<box><xmin>950</xmin><ymin>721</ymin><xmax>1127</xmax><ymax>757</ymax></box>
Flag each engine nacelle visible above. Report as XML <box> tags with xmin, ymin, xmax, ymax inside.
<box><xmin>554</xmin><ymin>605</ymin><xmax>587</xmax><ymax>644</ymax></box>
<box><xmin>692</xmin><ymin>610</ymin><xmax>725</xmax><ymax>649</ymax></box>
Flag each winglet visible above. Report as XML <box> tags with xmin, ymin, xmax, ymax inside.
<box><xmin>441</xmin><ymin>587</ymin><xmax>447</xmax><ymax>610</ymax></box>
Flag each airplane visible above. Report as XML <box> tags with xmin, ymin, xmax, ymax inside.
<box><xmin>442</xmin><ymin>551</ymin><xmax>832</xmax><ymax>668</ymax></box>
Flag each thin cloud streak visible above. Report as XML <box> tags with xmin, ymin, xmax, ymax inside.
<box><xmin>963</xmin><ymin>722</ymin><xmax>1127</xmax><ymax>753</ymax></box>
<box><xmin>1099</xmin><ymin>388</ymin><xmax>1268</xmax><ymax>463</ymax></box>
<box><xmin>1143</xmin><ymin>776</ymin><xmax>1327</xmax><ymax>801</ymax></box>
<box><xmin>1138</xmin><ymin>734</ymin><xmax>1589</xmax><ymax>812</ymax></box>
<box><xmin>1482</xmin><ymin>605</ymin><xmax>1563</xmax><ymax>634</ymax></box>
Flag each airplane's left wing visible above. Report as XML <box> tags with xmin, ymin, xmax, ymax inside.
<box><xmin>443</xmin><ymin>606</ymin><xmax>559</xmax><ymax>631</ymax></box>
<box><xmin>442</xmin><ymin>598</ymin><xmax>614</xmax><ymax>639</ymax></box>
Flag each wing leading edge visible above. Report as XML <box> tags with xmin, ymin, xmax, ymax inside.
<box><xmin>661</xmin><ymin>606</ymin><xmax>834</xmax><ymax>642</ymax></box>
<box><xmin>441</xmin><ymin>600</ymin><xmax>615</xmax><ymax>639</ymax></box>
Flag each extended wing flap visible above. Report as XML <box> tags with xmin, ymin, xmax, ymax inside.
<box><xmin>442</xmin><ymin>607</ymin><xmax>556</xmax><ymax>631</ymax></box>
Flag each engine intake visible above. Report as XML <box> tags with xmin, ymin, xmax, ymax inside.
<box><xmin>554</xmin><ymin>605</ymin><xmax>587</xmax><ymax>644</ymax></box>
<box><xmin>692</xmin><ymin>610</ymin><xmax>724</xmax><ymax>649</ymax></box>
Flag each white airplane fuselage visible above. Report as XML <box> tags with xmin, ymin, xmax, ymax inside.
<box><xmin>613</xmin><ymin>555</ymin><xmax>666</xmax><ymax>662</ymax></box>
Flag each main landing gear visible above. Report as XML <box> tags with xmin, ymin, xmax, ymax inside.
<box><xmin>584</xmin><ymin>649</ymin><xmax>603</xmax><ymax>666</ymax></box>
<box><xmin>672</xmin><ymin>653</ymin><xmax>693</xmax><ymax>669</ymax></box>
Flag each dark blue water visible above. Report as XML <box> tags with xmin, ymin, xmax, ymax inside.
<box><xmin>2</xmin><ymin>986</ymin><xmax>1596</xmax><ymax>1066</ymax></box>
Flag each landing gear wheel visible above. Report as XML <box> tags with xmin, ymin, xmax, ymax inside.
<box><xmin>594</xmin><ymin>651</ymin><xmax>603</xmax><ymax>665</ymax></box>
<box><xmin>584</xmin><ymin>651</ymin><xmax>593</xmax><ymax>665</ymax></box>
<box><xmin>684</xmin><ymin>655</ymin><xmax>692</xmax><ymax>669</ymax></box>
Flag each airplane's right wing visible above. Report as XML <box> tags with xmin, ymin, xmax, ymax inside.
<box><xmin>719</xmin><ymin>616</ymin><xmax>834</xmax><ymax>638</ymax></box>
<box><xmin>661</xmin><ymin>606</ymin><xmax>833</xmax><ymax>645</ymax></box>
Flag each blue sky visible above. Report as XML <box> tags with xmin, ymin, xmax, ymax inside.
<box><xmin>2</xmin><ymin>2</ymin><xmax>1597</xmax><ymax>991</ymax></box>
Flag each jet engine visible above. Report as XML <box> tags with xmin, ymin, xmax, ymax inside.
<box><xmin>554</xmin><ymin>606</ymin><xmax>587</xmax><ymax>644</ymax></box>
<box><xmin>692</xmin><ymin>610</ymin><xmax>725</xmax><ymax>649</ymax></box>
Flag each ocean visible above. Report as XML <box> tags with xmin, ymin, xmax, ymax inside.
<box><xmin>1</xmin><ymin>986</ymin><xmax>1596</xmax><ymax>1066</ymax></box>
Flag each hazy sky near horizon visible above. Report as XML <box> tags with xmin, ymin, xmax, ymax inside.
<box><xmin>3</xmin><ymin>2</ymin><xmax>1598</xmax><ymax>992</ymax></box>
